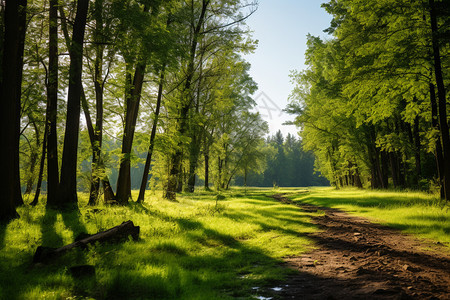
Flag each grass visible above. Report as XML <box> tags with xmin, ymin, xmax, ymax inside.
<box><xmin>0</xmin><ymin>188</ymin><xmax>318</xmax><ymax>300</ymax></box>
<box><xmin>1</xmin><ymin>187</ymin><xmax>448</xmax><ymax>299</ymax></box>
<box><xmin>289</xmin><ymin>187</ymin><xmax>450</xmax><ymax>248</ymax></box>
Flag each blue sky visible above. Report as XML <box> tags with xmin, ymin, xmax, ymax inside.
<box><xmin>243</xmin><ymin>0</ymin><xmax>332</xmax><ymax>137</ymax></box>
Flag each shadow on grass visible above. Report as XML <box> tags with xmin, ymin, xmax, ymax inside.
<box><xmin>41</xmin><ymin>208</ymin><xmax>64</xmax><ymax>248</ymax></box>
<box><xmin>0</xmin><ymin>223</ymin><xmax>6</xmax><ymax>250</ymax></box>
<box><xmin>91</xmin><ymin>217</ymin><xmax>296</xmax><ymax>299</ymax></box>
<box><xmin>14</xmin><ymin>189</ymin><xmax>446</xmax><ymax>299</ymax></box>
<box><xmin>40</xmin><ymin>205</ymin><xmax>88</xmax><ymax>248</ymax></box>
<box><xmin>0</xmin><ymin>198</ymin><xmax>310</xmax><ymax>299</ymax></box>
<box><xmin>256</xmin><ymin>196</ymin><xmax>450</xmax><ymax>299</ymax></box>
<box><xmin>60</xmin><ymin>207</ymin><xmax>88</xmax><ymax>239</ymax></box>
<box><xmin>291</xmin><ymin>191</ymin><xmax>450</xmax><ymax>242</ymax></box>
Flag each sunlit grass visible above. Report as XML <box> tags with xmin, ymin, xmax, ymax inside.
<box><xmin>291</xmin><ymin>187</ymin><xmax>450</xmax><ymax>248</ymax></box>
<box><xmin>2</xmin><ymin>187</ymin><xmax>448</xmax><ymax>299</ymax></box>
<box><xmin>0</xmin><ymin>188</ymin><xmax>317</xmax><ymax>299</ymax></box>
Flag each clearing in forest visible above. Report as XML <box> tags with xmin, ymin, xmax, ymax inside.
<box><xmin>0</xmin><ymin>188</ymin><xmax>448</xmax><ymax>299</ymax></box>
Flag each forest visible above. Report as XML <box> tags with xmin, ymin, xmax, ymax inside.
<box><xmin>0</xmin><ymin>0</ymin><xmax>449</xmax><ymax>299</ymax></box>
<box><xmin>0</xmin><ymin>0</ymin><xmax>334</xmax><ymax>222</ymax></box>
<box><xmin>1</xmin><ymin>0</ymin><xmax>269</xmax><ymax>220</ymax></box>
<box><xmin>287</xmin><ymin>0</ymin><xmax>450</xmax><ymax>196</ymax></box>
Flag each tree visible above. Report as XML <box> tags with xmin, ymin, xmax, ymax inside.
<box><xmin>115</xmin><ymin>1</ymin><xmax>171</xmax><ymax>205</ymax></box>
<box><xmin>56</xmin><ymin>0</ymin><xmax>89</xmax><ymax>207</ymax></box>
<box><xmin>0</xmin><ymin>0</ymin><xmax>27</xmax><ymax>221</ymax></box>
<box><xmin>137</xmin><ymin>67</ymin><xmax>165</xmax><ymax>203</ymax></box>
<box><xmin>429</xmin><ymin>0</ymin><xmax>450</xmax><ymax>200</ymax></box>
<box><xmin>45</xmin><ymin>0</ymin><xmax>60</xmax><ymax>206</ymax></box>
<box><xmin>83</xmin><ymin>0</ymin><xmax>118</xmax><ymax>205</ymax></box>
<box><xmin>164</xmin><ymin>0</ymin><xmax>257</xmax><ymax>200</ymax></box>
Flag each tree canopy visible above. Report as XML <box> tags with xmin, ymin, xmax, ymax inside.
<box><xmin>288</xmin><ymin>0</ymin><xmax>450</xmax><ymax>197</ymax></box>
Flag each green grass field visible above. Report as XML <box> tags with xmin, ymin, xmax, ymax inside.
<box><xmin>290</xmin><ymin>187</ymin><xmax>450</xmax><ymax>247</ymax></box>
<box><xmin>0</xmin><ymin>187</ymin><xmax>448</xmax><ymax>299</ymax></box>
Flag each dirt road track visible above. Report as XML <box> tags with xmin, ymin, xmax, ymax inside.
<box><xmin>271</xmin><ymin>194</ymin><xmax>450</xmax><ymax>300</ymax></box>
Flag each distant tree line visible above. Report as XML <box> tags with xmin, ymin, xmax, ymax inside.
<box><xmin>288</xmin><ymin>0</ymin><xmax>450</xmax><ymax>199</ymax></box>
<box><xmin>74</xmin><ymin>130</ymin><xmax>328</xmax><ymax>192</ymax></box>
<box><xmin>234</xmin><ymin>131</ymin><xmax>329</xmax><ymax>187</ymax></box>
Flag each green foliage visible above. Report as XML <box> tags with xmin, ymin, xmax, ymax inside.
<box><xmin>288</xmin><ymin>0</ymin><xmax>450</xmax><ymax>191</ymax></box>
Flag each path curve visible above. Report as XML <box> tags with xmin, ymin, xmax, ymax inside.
<box><xmin>270</xmin><ymin>193</ymin><xmax>450</xmax><ymax>300</ymax></box>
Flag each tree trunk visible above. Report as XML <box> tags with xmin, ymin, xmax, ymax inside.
<box><xmin>244</xmin><ymin>167</ymin><xmax>248</xmax><ymax>187</ymax></box>
<box><xmin>389</xmin><ymin>152</ymin><xmax>399</xmax><ymax>188</ymax></box>
<box><xmin>187</xmin><ymin>135</ymin><xmax>201</xmax><ymax>193</ymax></box>
<box><xmin>56</xmin><ymin>0</ymin><xmax>89</xmax><ymax>207</ymax></box>
<box><xmin>115</xmin><ymin>3</ymin><xmax>152</xmax><ymax>205</ymax></box>
<box><xmin>116</xmin><ymin>61</ymin><xmax>146</xmax><ymax>204</ymax></box>
<box><xmin>204</xmin><ymin>143</ymin><xmax>210</xmax><ymax>190</ymax></box>
<box><xmin>25</xmin><ymin>150</ymin><xmax>39</xmax><ymax>195</ymax></box>
<box><xmin>413</xmin><ymin>116</ymin><xmax>422</xmax><ymax>183</ymax></box>
<box><xmin>380</xmin><ymin>151</ymin><xmax>389</xmax><ymax>188</ymax></box>
<box><xmin>354</xmin><ymin>166</ymin><xmax>363</xmax><ymax>188</ymax></box>
<box><xmin>430</xmin><ymin>82</ymin><xmax>445</xmax><ymax>199</ymax></box>
<box><xmin>165</xmin><ymin>0</ymin><xmax>209</xmax><ymax>200</ymax></box>
<box><xmin>81</xmin><ymin>88</ymin><xmax>116</xmax><ymax>204</ymax></box>
<box><xmin>102</xmin><ymin>177</ymin><xmax>116</xmax><ymax>203</ymax></box>
<box><xmin>367</xmin><ymin>127</ymin><xmax>383</xmax><ymax>189</ymax></box>
<box><xmin>46</xmin><ymin>0</ymin><xmax>60</xmax><ymax>206</ymax></box>
<box><xmin>33</xmin><ymin>221</ymin><xmax>140</xmax><ymax>263</ymax></box>
<box><xmin>31</xmin><ymin>119</ymin><xmax>48</xmax><ymax>206</ymax></box>
<box><xmin>24</xmin><ymin>119</ymin><xmax>41</xmax><ymax>195</ymax></box>
<box><xmin>137</xmin><ymin>69</ymin><xmax>165</xmax><ymax>203</ymax></box>
<box><xmin>88</xmin><ymin>0</ymin><xmax>105</xmax><ymax>206</ymax></box>
<box><xmin>430</xmin><ymin>0</ymin><xmax>450</xmax><ymax>201</ymax></box>
<box><xmin>0</xmin><ymin>0</ymin><xmax>26</xmax><ymax>221</ymax></box>
<box><xmin>14</xmin><ymin>0</ymin><xmax>27</xmax><ymax>207</ymax></box>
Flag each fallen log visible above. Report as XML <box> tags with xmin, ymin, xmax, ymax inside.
<box><xmin>33</xmin><ymin>220</ymin><xmax>139</xmax><ymax>263</ymax></box>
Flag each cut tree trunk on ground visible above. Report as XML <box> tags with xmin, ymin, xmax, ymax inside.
<box><xmin>33</xmin><ymin>220</ymin><xmax>139</xmax><ymax>263</ymax></box>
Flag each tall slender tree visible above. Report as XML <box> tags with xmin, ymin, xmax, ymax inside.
<box><xmin>137</xmin><ymin>68</ymin><xmax>165</xmax><ymax>203</ymax></box>
<box><xmin>429</xmin><ymin>0</ymin><xmax>450</xmax><ymax>200</ymax></box>
<box><xmin>164</xmin><ymin>0</ymin><xmax>210</xmax><ymax>200</ymax></box>
<box><xmin>46</xmin><ymin>0</ymin><xmax>60</xmax><ymax>206</ymax></box>
<box><xmin>56</xmin><ymin>0</ymin><xmax>89</xmax><ymax>207</ymax></box>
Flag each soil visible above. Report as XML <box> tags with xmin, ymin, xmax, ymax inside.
<box><xmin>264</xmin><ymin>194</ymin><xmax>450</xmax><ymax>300</ymax></box>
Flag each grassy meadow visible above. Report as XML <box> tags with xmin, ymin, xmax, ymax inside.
<box><xmin>291</xmin><ymin>187</ymin><xmax>450</xmax><ymax>247</ymax></box>
<box><xmin>0</xmin><ymin>188</ymin><xmax>318</xmax><ymax>300</ymax></box>
<box><xmin>0</xmin><ymin>187</ymin><xmax>448</xmax><ymax>299</ymax></box>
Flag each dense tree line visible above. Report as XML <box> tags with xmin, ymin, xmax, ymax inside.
<box><xmin>0</xmin><ymin>0</ymin><xmax>272</xmax><ymax>222</ymax></box>
<box><xmin>234</xmin><ymin>131</ymin><xmax>329</xmax><ymax>187</ymax></box>
<box><xmin>288</xmin><ymin>0</ymin><xmax>450</xmax><ymax>198</ymax></box>
<box><xmin>80</xmin><ymin>130</ymin><xmax>328</xmax><ymax>191</ymax></box>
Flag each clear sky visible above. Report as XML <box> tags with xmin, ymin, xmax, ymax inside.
<box><xmin>243</xmin><ymin>0</ymin><xmax>332</xmax><ymax>137</ymax></box>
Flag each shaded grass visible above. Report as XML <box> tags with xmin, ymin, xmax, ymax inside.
<box><xmin>3</xmin><ymin>187</ymin><xmax>446</xmax><ymax>299</ymax></box>
<box><xmin>0</xmin><ymin>188</ymin><xmax>317</xmax><ymax>299</ymax></box>
<box><xmin>290</xmin><ymin>187</ymin><xmax>450</xmax><ymax>248</ymax></box>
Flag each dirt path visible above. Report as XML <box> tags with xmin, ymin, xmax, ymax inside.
<box><xmin>268</xmin><ymin>194</ymin><xmax>450</xmax><ymax>300</ymax></box>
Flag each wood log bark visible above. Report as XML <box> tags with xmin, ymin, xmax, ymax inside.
<box><xmin>33</xmin><ymin>220</ymin><xmax>139</xmax><ymax>263</ymax></box>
